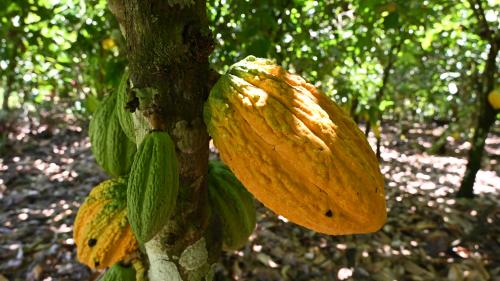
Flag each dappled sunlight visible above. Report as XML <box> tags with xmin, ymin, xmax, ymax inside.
<box><xmin>373</xmin><ymin>125</ymin><xmax>499</xmax><ymax>196</ymax></box>
<box><xmin>0</xmin><ymin>123</ymin><xmax>107</xmax><ymax>279</ymax></box>
<box><xmin>474</xmin><ymin>171</ymin><xmax>499</xmax><ymax>193</ymax></box>
<box><xmin>33</xmin><ymin>158</ymin><xmax>79</xmax><ymax>182</ymax></box>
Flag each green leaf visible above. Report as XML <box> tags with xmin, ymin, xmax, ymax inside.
<box><xmin>379</xmin><ymin>100</ymin><xmax>394</xmax><ymax>111</ymax></box>
<box><xmin>383</xmin><ymin>12</ymin><xmax>400</xmax><ymax>30</ymax></box>
<box><xmin>246</xmin><ymin>37</ymin><xmax>271</xmax><ymax>57</ymax></box>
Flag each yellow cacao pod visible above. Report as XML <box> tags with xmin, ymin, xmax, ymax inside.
<box><xmin>488</xmin><ymin>89</ymin><xmax>500</xmax><ymax>109</ymax></box>
<box><xmin>204</xmin><ymin>56</ymin><xmax>386</xmax><ymax>235</ymax></box>
<box><xmin>73</xmin><ymin>178</ymin><xmax>138</xmax><ymax>269</ymax></box>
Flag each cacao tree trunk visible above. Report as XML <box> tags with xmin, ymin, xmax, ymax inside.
<box><xmin>2</xmin><ymin>40</ymin><xmax>20</xmax><ymax>111</ymax></box>
<box><xmin>350</xmin><ymin>96</ymin><xmax>360</xmax><ymax>123</ymax></box>
<box><xmin>364</xmin><ymin>121</ymin><xmax>371</xmax><ymax>137</ymax></box>
<box><xmin>373</xmin><ymin>40</ymin><xmax>402</xmax><ymax>160</ymax></box>
<box><xmin>108</xmin><ymin>0</ymin><xmax>221</xmax><ymax>280</ymax></box>
<box><xmin>457</xmin><ymin>0</ymin><xmax>499</xmax><ymax>198</ymax></box>
<box><xmin>2</xmin><ymin>73</ymin><xmax>14</xmax><ymax>111</ymax></box>
<box><xmin>457</xmin><ymin>40</ymin><xmax>498</xmax><ymax>198</ymax></box>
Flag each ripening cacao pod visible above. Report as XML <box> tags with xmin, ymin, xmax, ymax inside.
<box><xmin>488</xmin><ymin>89</ymin><xmax>500</xmax><ymax>109</ymax></box>
<box><xmin>100</xmin><ymin>263</ymin><xmax>136</xmax><ymax>281</ymax></box>
<box><xmin>89</xmin><ymin>92</ymin><xmax>136</xmax><ymax>177</ymax></box>
<box><xmin>74</xmin><ymin>178</ymin><xmax>138</xmax><ymax>269</ymax></box>
<box><xmin>208</xmin><ymin>160</ymin><xmax>256</xmax><ymax>250</ymax></box>
<box><xmin>127</xmin><ymin>131</ymin><xmax>179</xmax><ymax>243</ymax></box>
<box><xmin>204</xmin><ymin>56</ymin><xmax>386</xmax><ymax>235</ymax></box>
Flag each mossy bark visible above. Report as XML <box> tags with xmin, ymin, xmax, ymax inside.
<box><xmin>108</xmin><ymin>0</ymin><xmax>221</xmax><ymax>280</ymax></box>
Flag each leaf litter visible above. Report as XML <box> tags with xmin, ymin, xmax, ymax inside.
<box><xmin>0</xmin><ymin>117</ymin><xmax>498</xmax><ymax>281</ymax></box>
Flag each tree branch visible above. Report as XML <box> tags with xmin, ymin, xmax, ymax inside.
<box><xmin>376</xmin><ymin>38</ymin><xmax>402</xmax><ymax>103</ymax></box>
<box><xmin>468</xmin><ymin>0</ymin><xmax>493</xmax><ymax>42</ymax></box>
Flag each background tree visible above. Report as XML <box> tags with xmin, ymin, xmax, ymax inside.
<box><xmin>457</xmin><ymin>0</ymin><xmax>499</xmax><ymax>198</ymax></box>
<box><xmin>0</xmin><ymin>0</ymin><xmax>125</xmax><ymax>151</ymax></box>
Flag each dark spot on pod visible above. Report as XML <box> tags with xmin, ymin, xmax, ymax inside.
<box><xmin>325</xmin><ymin>210</ymin><xmax>333</xmax><ymax>217</ymax></box>
<box><xmin>94</xmin><ymin>261</ymin><xmax>100</xmax><ymax>267</ymax></box>
<box><xmin>88</xmin><ymin>238</ymin><xmax>97</xmax><ymax>247</ymax></box>
<box><xmin>125</xmin><ymin>96</ymin><xmax>139</xmax><ymax>113</ymax></box>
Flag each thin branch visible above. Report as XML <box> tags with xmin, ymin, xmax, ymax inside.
<box><xmin>468</xmin><ymin>0</ymin><xmax>493</xmax><ymax>41</ymax></box>
<box><xmin>376</xmin><ymin>38</ymin><xmax>402</xmax><ymax>103</ymax></box>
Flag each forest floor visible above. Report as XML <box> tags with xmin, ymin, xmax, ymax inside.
<box><xmin>0</xmin><ymin>114</ymin><xmax>499</xmax><ymax>281</ymax></box>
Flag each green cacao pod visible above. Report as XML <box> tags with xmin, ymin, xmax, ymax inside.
<box><xmin>100</xmin><ymin>263</ymin><xmax>136</xmax><ymax>281</ymax></box>
<box><xmin>208</xmin><ymin>160</ymin><xmax>256</xmax><ymax>250</ymax></box>
<box><xmin>116</xmin><ymin>69</ymin><xmax>136</xmax><ymax>142</ymax></box>
<box><xmin>89</xmin><ymin>92</ymin><xmax>137</xmax><ymax>177</ymax></box>
<box><xmin>116</xmin><ymin>70</ymin><xmax>151</xmax><ymax>144</ymax></box>
<box><xmin>204</xmin><ymin>56</ymin><xmax>386</xmax><ymax>235</ymax></box>
<box><xmin>127</xmin><ymin>131</ymin><xmax>179</xmax><ymax>243</ymax></box>
<box><xmin>74</xmin><ymin>178</ymin><xmax>138</xmax><ymax>269</ymax></box>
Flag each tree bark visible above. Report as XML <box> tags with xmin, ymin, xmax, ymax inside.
<box><xmin>108</xmin><ymin>0</ymin><xmax>221</xmax><ymax>280</ymax></box>
<box><xmin>373</xmin><ymin>40</ymin><xmax>402</xmax><ymax>160</ymax></box>
<box><xmin>457</xmin><ymin>0</ymin><xmax>499</xmax><ymax>198</ymax></box>
<box><xmin>457</xmin><ymin>40</ymin><xmax>498</xmax><ymax>198</ymax></box>
<box><xmin>2</xmin><ymin>71</ymin><xmax>14</xmax><ymax>111</ymax></box>
<box><xmin>2</xmin><ymin>38</ymin><xmax>21</xmax><ymax>111</ymax></box>
<box><xmin>364</xmin><ymin>121</ymin><xmax>371</xmax><ymax>137</ymax></box>
<box><xmin>350</xmin><ymin>96</ymin><xmax>360</xmax><ymax>123</ymax></box>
